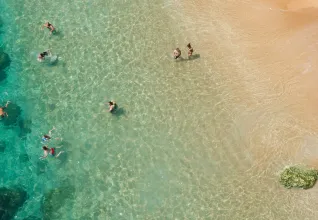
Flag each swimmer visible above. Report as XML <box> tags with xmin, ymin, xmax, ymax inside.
<box><xmin>37</xmin><ymin>50</ymin><xmax>51</xmax><ymax>62</ymax></box>
<box><xmin>41</xmin><ymin>126</ymin><xmax>55</xmax><ymax>142</ymax></box>
<box><xmin>187</xmin><ymin>43</ymin><xmax>194</xmax><ymax>57</ymax></box>
<box><xmin>42</xmin><ymin>22</ymin><xmax>55</xmax><ymax>34</ymax></box>
<box><xmin>40</xmin><ymin>145</ymin><xmax>64</xmax><ymax>159</ymax></box>
<box><xmin>173</xmin><ymin>48</ymin><xmax>181</xmax><ymax>59</ymax></box>
<box><xmin>0</xmin><ymin>101</ymin><xmax>10</xmax><ymax>118</ymax></box>
<box><xmin>108</xmin><ymin>101</ymin><xmax>117</xmax><ymax>113</ymax></box>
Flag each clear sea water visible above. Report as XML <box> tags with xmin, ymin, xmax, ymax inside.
<box><xmin>2</xmin><ymin>0</ymin><xmax>318</xmax><ymax>219</ymax></box>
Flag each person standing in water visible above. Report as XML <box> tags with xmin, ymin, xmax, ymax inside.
<box><xmin>0</xmin><ymin>101</ymin><xmax>10</xmax><ymax>118</ymax></box>
<box><xmin>37</xmin><ymin>50</ymin><xmax>51</xmax><ymax>62</ymax></box>
<box><xmin>42</xmin><ymin>22</ymin><xmax>55</xmax><ymax>34</ymax></box>
<box><xmin>108</xmin><ymin>101</ymin><xmax>117</xmax><ymax>113</ymax></box>
<box><xmin>173</xmin><ymin>48</ymin><xmax>181</xmax><ymax>59</ymax></box>
<box><xmin>40</xmin><ymin>146</ymin><xmax>64</xmax><ymax>159</ymax></box>
<box><xmin>187</xmin><ymin>43</ymin><xmax>194</xmax><ymax>57</ymax></box>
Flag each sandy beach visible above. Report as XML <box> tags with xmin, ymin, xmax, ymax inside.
<box><xmin>180</xmin><ymin>0</ymin><xmax>318</xmax><ymax>122</ymax></box>
<box><xmin>172</xmin><ymin>0</ymin><xmax>318</xmax><ymax>218</ymax></box>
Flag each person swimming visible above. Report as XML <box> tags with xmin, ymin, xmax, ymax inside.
<box><xmin>40</xmin><ymin>145</ymin><xmax>64</xmax><ymax>159</ymax></box>
<box><xmin>187</xmin><ymin>43</ymin><xmax>194</xmax><ymax>57</ymax></box>
<box><xmin>108</xmin><ymin>101</ymin><xmax>117</xmax><ymax>113</ymax></box>
<box><xmin>0</xmin><ymin>101</ymin><xmax>10</xmax><ymax>118</ymax></box>
<box><xmin>38</xmin><ymin>50</ymin><xmax>51</xmax><ymax>62</ymax></box>
<box><xmin>41</xmin><ymin>135</ymin><xmax>51</xmax><ymax>142</ymax></box>
<box><xmin>41</xmin><ymin>126</ymin><xmax>57</xmax><ymax>142</ymax></box>
<box><xmin>173</xmin><ymin>48</ymin><xmax>181</xmax><ymax>59</ymax></box>
<box><xmin>42</xmin><ymin>22</ymin><xmax>55</xmax><ymax>34</ymax></box>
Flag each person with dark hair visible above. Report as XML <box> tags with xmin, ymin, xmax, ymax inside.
<box><xmin>0</xmin><ymin>101</ymin><xmax>10</xmax><ymax>118</ymax></box>
<box><xmin>37</xmin><ymin>50</ymin><xmax>51</xmax><ymax>62</ymax></box>
<box><xmin>187</xmin><ymin>43</ymin><xmax>194</xmax><ymax>57</ymax></box>
<box><xmin>173</xmin><ymin>48</ymin><xmax>181</xmax><ymax>59</ymax></box>
<box><xmin>40</xmin><ymin>145</ymin><xmax>64</xmax><ymax>159</ymax></box>
<box><xmin>41</xmin><ymin>127</ymin><xmax>55</xmax><ymax>142</ymax></box>
<box><xmin>108</xmin><ymin>101</ymin><xmax>117</xmax><ymax>113</ymax></box>
<box><xmin>41</xmin><ymin>126</ymin><xmax>61</xmax><ymax>142</ymax></box>
<box><xmin>42</xmin><ymin>22</ymin><xmax>55</xmax><ymax>34</ymax></box>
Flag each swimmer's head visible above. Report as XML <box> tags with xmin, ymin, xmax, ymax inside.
<box><xmin>44</xmin><ymin>135</ymin><xmax>51</xmax><ymax>140</ymax></box>
<box><xmin>187</xmin><ymin>43</ymin><xmax>191</xmax><ymax>48</ymax></box>
<box><xmin>42</xmin><ymin>146</ymin><xmax>49</xmax><ymax>150</ymax></box>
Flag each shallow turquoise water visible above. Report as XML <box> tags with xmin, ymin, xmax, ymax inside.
<box><xmin>2</xmin><ymin>0</ymin><xmax>318</xmax><ymax>219</ymax></box>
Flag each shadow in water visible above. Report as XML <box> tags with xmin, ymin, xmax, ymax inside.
<box><xmin>41</xmin><ymin>181</ymin><xmax>75</xmax><ymax>220</ymax></box>
<box><xmin>51</xmin><ymin>30</ymin><xmax>64</xmax><ymax>38</ymax></box>
<box><xmin>2</xmin><ymin>102</ymin><xmax>22</xmax><ymax>127</ymax></box>
<box><xmin>48</xmin><ymin>103</ymin><xmax>56</xmax><ymax>111</ymax></box>
<box><xmin>111</xmin><ymin>107</ymin><xmax>127</xmax><ymax>118</ymax></box>
<box><xmin>0</xmin><ymin>141</ymin><xmax>6</xmax><ymax>152</ymax></box>
<box><xmin>18</xmin><ymin>119</ymin><xmax>32</xmax><ymax>138</ymax></box>
<box><xmin>0</xmin><ymin>70</ymin><xmax>7</xmax><ymax>82</ymax></box>
<box><xmin>56</xmin><ymin>150</ymin><xmax>68</xmax><ymax>166</ymax></box>
<box><xmin>19</xmin><ymin>153</ymin><xmax>30</xmax><ymax>163</ymax></box>
<box><xmin>178</xmin><ymin>54</ymin><xmax>200</xmax><ymax>62</ymax></box>
<box><xmin>47</xmin><ymin>55</ymin><xmax>59</xmax><ymax>66</ymax></box>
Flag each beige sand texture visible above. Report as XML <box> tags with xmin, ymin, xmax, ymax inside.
<box><xmin>179</xmin><ymin>0</ymin><xmax>318</xmax><ymax>121</ymax></box>
<box><xmin>174</xmin><ymin>2</ymin><xmax>318</xmax><ymax>218</ymax></box>
<box><xmin>271</xmin><ymin>0</ymin><xmax>318</xmax><ymax>10</ymax></box>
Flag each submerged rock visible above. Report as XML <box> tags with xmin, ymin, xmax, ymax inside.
<box><xmin>18</xmin><ymin>119</ymin><xmax>32</xmax><ymax>138</ymax></box>
<box><xmin>0</xmin><ymin>187</ymin><xmax>28</xmax><ymax>220</ymax></box>
<box><xmin>0</xmin><ymin>51</ymin><xmax>11</xmax><ymax>71</ymax></box>
<box><xmin>19</xmin><ymin>153</ymin><xmax>30</xmax><ymax>163</ymax></box>
<box><xmin>280</xmin><ymin>165</ymin><xmax>318</xmax><ymax>189</ymax></box>
<box><xmin>2</xmin><ymin>102</ymin><xmax>22</xmax><ymax>126</ymax></box>
<box><xmin>48</xmin><ymin>103</ymin><xmax>56</xmax><ymax>111</ymax></box>
<box><xmin>42</xmin><ymin>184</ymin><xmax>75</xmax><ymax>220</ymax></box>
<box><xmin>0</xmin><ymin>141</ymin><xmax>5</xmax><ymax>152</ymax></box>
<box><xmin>0</xmin><ymin>70</ymin><xmax>6</xmax><ymax>82</ymax></box>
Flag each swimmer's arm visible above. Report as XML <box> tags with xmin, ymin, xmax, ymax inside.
<box><xmin>55</xmin><ymin>151</ymin><xmax>64</xmax><ymax>158</ymax></box>
<box><xmin>40</xmin><ymin>151</ymin><xmax>48</xmax><ymax>159</ymax></box>
<box><xmin>48</xmin><ymin>126</ymin><xmax>55</xmax><ymax>135</ymax></box>
<box><xmin>5</xmin><ymin>101</ymin><xmax>10</xmax><ymax>108</ymax></box>
<box><xmin>40</xmin><ymin>154</ymin><xmax>47</xmax><ymax>159</ymax></box>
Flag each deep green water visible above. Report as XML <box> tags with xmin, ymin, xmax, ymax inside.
<box><xmin>2</xmin><ymin>0</ymin><xmax>318</xmax><ymax>219</ymax></box>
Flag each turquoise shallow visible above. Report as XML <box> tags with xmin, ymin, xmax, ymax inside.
<box><xmin>1</xmin><ymin>0</ymin><xmax>318</xmax><ymax>219</ymax></box>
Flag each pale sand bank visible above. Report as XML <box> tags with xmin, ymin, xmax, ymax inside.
<box><xmin>173</xmin><ymin>1</ymin><xmax>318</xmax><ymax>217</ymax></box>
<box><xmin>268</xmin><ymin>0</ymin><xmax>318</xmax><ymax>10</ymax></box>
<box><xmin>179</xmin><ymin>0</ymin><xmax>318</xmax><ymax>121</ymax></box>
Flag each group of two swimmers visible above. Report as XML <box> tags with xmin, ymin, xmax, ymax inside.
<box><xmin>173</xmin><ymin>43</ymin><xmax>194</xmax><ymax>59</ymax></box>
<box><xmin>40</xmin><ymin>127</ymin><xmax>64</xmax><ymax>159</ymax></box>
<box><xmin>37</xmin><ymin>22</ymin><xmax>56</xmax><ymax>62</ymax></box>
